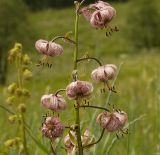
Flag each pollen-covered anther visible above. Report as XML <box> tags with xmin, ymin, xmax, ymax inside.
<box><xmin>41</xmin><ymin>117</ymin><xmax>64</xmax><ymax>140</ymax></box>
<box><xmin>41</xmin><ymin>94</ymin><xmax>67</xmax><ymax>112</ymax></box>
<box><xmin>35</xmin><ymin>39</ymin><xmax>63</xmax><ymax>57</ymax></box>
<box><xmin>66</xmin><ymin>80</ymin><xmax>93</xmax><ymax>100</ymax></box>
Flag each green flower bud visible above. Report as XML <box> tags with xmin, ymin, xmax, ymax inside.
<box><xmin>15</xmin><ymin>43</ymin><xmax>22</xmax><ymax>51</ymax></box>
<box><xmin>7</xmin><ymin>83</ymin><xmax>17</xmax><ymax>94</ymax></box>
<box><xmin>23</xmin><ymin>69</ymin><xmax>32</xmax><ymax>80</ymax></box>
<box><xmin>15</xmin><ymin>88</ymin><xmax>23</xmax><ymax>96</ymax></box>
<box><xmin>23</xmin><ymin>54</ymin><xmax>31</xmax><ymax>65</ymax></box>
<box><xmin>18</xmin><ymin>104</ymin><xmax>26</xmax><ymax>113</ymax></box>
<box><xmin>6</xmin><ymin>96</ymin><xmax>16</xmax><ymax>105</ymax></box>
<box><xmin>8</xmin><ymin>48</ymin><xmax>18</xmax><ymax>57</ymax></box>
<box><xmin>4</xmin><ymin>137</ymin><xmax>21</xmax><ymax>148</ymax></box>
<box><xmin>22</xmin><ymin>89</ymin><xmax>30</xmax><ymax>97</ymax></box>
<box><xmin>8</xmin><ymin>115</ymin><xmax>18</xmax><ymax>123</ymax></box>
<box><xmin>4</xmin><ymin>139</ymin><xmax>15</xmax><ymax>147</ymax></box>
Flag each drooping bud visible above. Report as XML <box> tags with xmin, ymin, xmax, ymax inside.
<box><xmin>22</xmin><ymin>89</ymin><xmax>30</xmax><ymax>97</ymax></box>
<box><xmin>23</xmin><ymin>54</ymin><xmax>31</xmax><ymax>65</ymax></box>
<box><xmin>91</xmin><ymin>64</ymin><xmax>117</xmax><ymax>83</ymax></box>
<box><xmin>41</xmin><ymin>94</ymin><xmax>67</xmax><ymax>112</ymax></box>
<box><xmin>6</xmin><ymin>96</ymin><xmax>16</xmax><ymax>105</ymax></box>
<box><xmin>15</xmin><ymin>88</ymin><xmax>23</xmax><ymax>96</ymax></box>
<box><xmin>66</xmin><ymin>80</ymin><xmax>93</xmax><ymax>100</ymax></box>
<box><xmin>18</xmin><ymin>104</ymin><xmax>26</xmax><ymax>113</ymax></box>
<box><xmin>23</xmin><ymin>69</ymin><xmax>32</xmax><ymax>80</ymax></box>
<box><xmin>96</xmin><ymin>111</ymin><xmax>128</xmax><ymax>132</ymax></box>
<box><xmin>8</xmin><ymin>115</ymin><xmax>18</xmax><ymax>123</ymax></box>
<box><xmin>7</xmin><ymin>83</ymin><xmax>17</xmax><ymax>94</ymax></box>
<box><xmin>35</xmin><ymin>39</ymin><xmax>63</xmax><ymax>57</ymax></box>
<box><xmin>42</xmin><ymin>117</ymin><xmax>64</xmax><ymax>140</ymax></box>
<box><xmin>4</xmin><ymin>137</ymin><xmax>21</xmax><ymax>148</ymax></box>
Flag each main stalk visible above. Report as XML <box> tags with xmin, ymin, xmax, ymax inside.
<box><xmin>73</xmin><ymin>4</ymin><xmax>83</xmax><ymax>155</ymax></box>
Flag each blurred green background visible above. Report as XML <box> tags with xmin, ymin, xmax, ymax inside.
<box><xmin>0</xmin><ymin>0</ymin><xmax>160</xmax><ymax>154</ymax></box>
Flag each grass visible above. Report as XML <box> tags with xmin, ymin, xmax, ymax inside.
<box><xmin>0</xmin><ymin>1</ymin><xmax>160</xmax><ymax>155</ymax></box>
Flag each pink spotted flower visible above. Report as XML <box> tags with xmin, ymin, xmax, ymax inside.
<box><xmin>35</xmin><ymin>39</ymin><xmax>63</xmax><ymax>57</ymax></box>
<box><xmin>96</xmin><ymin>111</ymin><xmax>128</xmax><ymax>132</ymax></box>
<box><xmin>91</xmin><ymin>64</ymin><xmax>117</xmax><ymax>83</ymax></box>
<box><xmin>66</xmin><ymin>80</ymin><xmax>93</xmax><ymax>100</ymax></box>
<box><xmin>81</xmin><ymin>0</ymin><xmax>116</xmax><ymax>29</ymax></box>
<box><xmin>41</xmin><ymin>94</ymin><xmax>67</xmax><ymax>112</ymax></box>
<box><xmin>42</xmin><ymin>116</ymin><xmax>64</xmax><ymax>140</ymax></box>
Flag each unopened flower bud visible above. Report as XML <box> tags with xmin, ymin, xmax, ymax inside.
<box><xmin>15</xmin><ymin>43</ymin><xmax>22</xmax><ymax>50</ymax></box>
<box><xmin>41</xmin><ymin>94</ymin><xmax>67</xmax><ymax>112</ymax></box>
<box><xmin>22</xmin><ymin>89</ymin><xmax>30</xmax><ymax>97</ymax></box>
<box><xmin>8</xmin><ymin>115</ymin><xmax>18</xmax><ymax>123</ymax></box>
<box><xmin>42</xmin><ymin>117</ymin><xmax>64</xmax><ymax>140</ymax></box>
<box><xmin>66</xmin><ymin>80</ymin><xmax>93</xmax><ymax>100</ymax></box>
<box><xmin>96</xmin><ymin>111</ymin><xmax>128</xmax><ymax>132</ymax></box>
<box><xmin>7</xmin><ymin>83</ymin><xmax>17</xmax><ymax>94</ymax></box>
<box><xmin>6</xmin><ymin>96</ymin><xmax>16</xmax><ymax>105</ymax></box>
<box><xmin>23</xmin><ymin>69</ymin><xmax>32</xmax><ymax>80</ymax></box>
<box><xmin>15</xmin><ymin>88</ymin><xmax>23</xmax><ymax>96</ymax></box>
<box><xmin>18</xmin><ymin>104</ymin><xmax>26</xmax><ymax>113</ymax></box>
<box><xmin>91</xmin><ymin>64</ymin><xmax>117</xmax><ymax>83</ymax></box>
<box><xmin>35</xmin><ymin>39</ymin><xmax>63</xmax><ymax>57</ymax></box>
<box><xmin>23</xmin><ymin>54</ymin><xmax>31</xmax><ymax>65</ymax></box>
<box><xmin>4</xmin><ymin>139</ymin><xmax>15</xmax><ymax>147</ymax></box>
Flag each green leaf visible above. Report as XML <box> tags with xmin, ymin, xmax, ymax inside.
<box><xmin>69</xmin><ymin>131</ymin><xmax>77</xmax><ymax>146</ymax></box>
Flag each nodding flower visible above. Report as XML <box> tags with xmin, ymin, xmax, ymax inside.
<box><xmin>91</xmin><ymin>64</ymin><xmax>117</xmax><ymax>83</ymax></box>
<box><xmin>41</xmin><ymin>116</ymin><xmax>64</xmax><ymax>140</ymax></box>
<box><xmin>41</xmin><ymin>94</ymin><xmax>67</xmax><ymax>112</ymax></box>
<box><xmin>96</xmin><ymin>111</ymin><xmax>128</xmax><ymax>132</ymax></box>
<box><xmin>35</xmin><ymin>39</ymin><xmax>63</xmax><ymax>57</ymax></box>
<box><xmin>80</xmin><ymin>0</ymin><xmax>116</xmax><ymax>29</ymax></box>
<box><xmin>66</xmin><ymin>80</ymin><xmax>93</xmax><ymax>100</ymax></box>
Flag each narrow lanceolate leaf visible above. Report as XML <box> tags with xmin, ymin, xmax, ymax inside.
<box><xmin>25</xmin><ymin>125</ymin><xmax>50</xmax><ymax>154</ymax></box>
<box><xmin>69</xmin><ymin>131</ymin><xmax>77</xmax><ymax>146</ymax></box>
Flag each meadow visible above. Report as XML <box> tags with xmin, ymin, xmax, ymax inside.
<box><xmin>0</xmin><ymin>1</ymin><xmax>160</xmax><ymax>155</ymax></box>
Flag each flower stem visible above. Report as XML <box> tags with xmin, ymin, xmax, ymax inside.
<box><xmin>77</xmin><ymin>57</ymin><xmax>103</xmax><ymax>66</ymax></box>
<box><xmin>73</xmin><ymin>3</ymin><xmax>83</xmax><ymax>155</ymax></box>
<box><xmin>54</xmin><ymin>89</ymin><xmax>66</xmax><ymax>96</ymax></box>
<box><xmin>75</xmin><ymin>102</ymin><xmax>83</xmax><ymax>155</ymax></box>
<box><xmin>17</xmin><ymin>52</ymin><xmax>28</xmax><ymax>155</ymax></box>
<box><xmin>78</xmin><ymin>105</ymin><xmax>110</xmax><ymax>111</ymax></box>
<box><xmin>51</xmin><ymin>36</ymin><xmax>76</xmax><ymax>45</ymax></box>
<box><xmin>21</xmin><ymin>113</ymin><xmax>29</xmax><ymax>155</ymax></box>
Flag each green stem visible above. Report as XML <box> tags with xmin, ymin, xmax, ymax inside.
<box><xmin>17</xmin><ymin>52</ymin><xmax>28</xmax><ymax>155</ymax></box>
<box><xmin>73</xmin><ymin>4</ymin><xmax>83</xmax><ymax>155</ymax></box>
<box><xmin>75</xmin><ymin>103</ymin><xmax>83</xmax><ymax>155</ymax></box>
<box><xmin>78</xmin><ymin>105</ymin><xmax>110</xmax><ymax>111</ymax></box>
<box><xmin>21</xmin><ymin>113</ymin><xmax>29</xmax><ymax>155</ymax></box>
<box><xmin>77</xmin><ymin>57</ymin><xmax>103</xmax><ymax>66</ymax></box>
<box><xmin>51</xmin><ymin>36</ymin><xmax>76</xmax><ymax>44</ymax></box>
<box><xmin>73</xmin><ymin>10</ymin><xmax>79</xmax><ymax>70</ymax></box>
